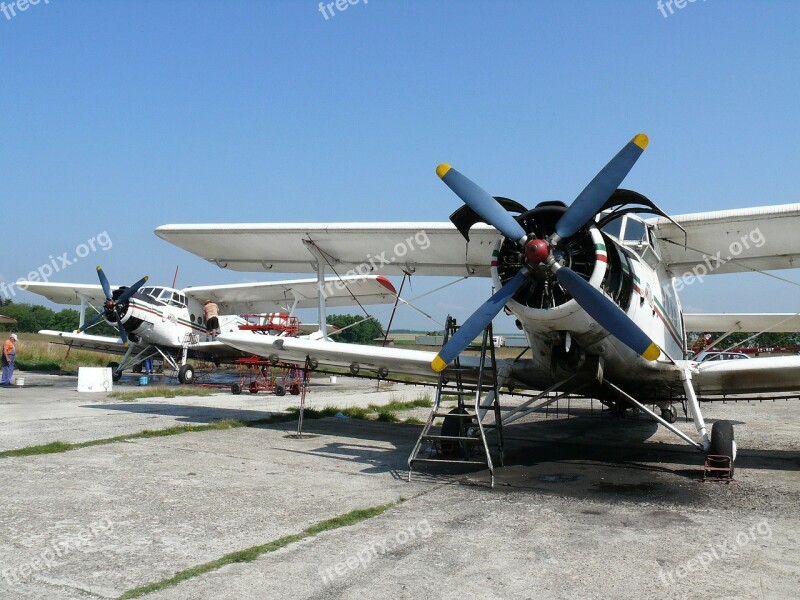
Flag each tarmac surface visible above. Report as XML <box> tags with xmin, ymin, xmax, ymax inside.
<box><xmin>0</xmin><ymin>371</ymin><xmax>798</xmax><ymax>599</ymax></box>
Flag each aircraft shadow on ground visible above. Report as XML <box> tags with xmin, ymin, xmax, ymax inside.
<box><xmin>83</xmin><ymin>403</ymin><xmax>800</xmax><ymax>482</ymax></box>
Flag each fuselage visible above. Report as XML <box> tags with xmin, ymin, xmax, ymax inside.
<box><xmin>107</xmin><ymin>285</ymin><xmax>244</xmax><ymax>347</ymax></box>
<box><xmin>499</xmin><ymin>210</ymin><xmax>686</xmax><ymax>398</ymax></box>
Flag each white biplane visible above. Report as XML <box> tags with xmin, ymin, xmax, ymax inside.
<box><xmin>155</xmin><ymin>134</ymin><xmax>800</xmax><ymax>471</ymax></box>
<box><xmin>20</xmin><ymin>269</ymin><xmax>397</xmax><ymax>384</ymax></box>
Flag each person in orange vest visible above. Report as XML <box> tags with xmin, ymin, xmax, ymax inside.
<box><xmin>1</xmin><ymin>333</ymin><xmax>17</xmax><ymax>386</ymax></box>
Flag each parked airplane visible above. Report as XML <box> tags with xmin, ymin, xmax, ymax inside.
<box><xmin>155</xmin><ymin>133</ymin><xmax>800</xmax><ymax>472</ymax></box>
<box><xmin>20</xmin><ymin>268</ymin><xmax>398</xmax><ymax>384</ymax></box>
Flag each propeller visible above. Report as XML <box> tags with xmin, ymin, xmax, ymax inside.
<box><xmin>432</xmin><ymin>133</ymin><xmax>659</xmax><ymax>372</ymax></box>
<box><xmin>77</xmin><ymin>267</ymin><xmax>148</xmax><ymax>345</ymax></box>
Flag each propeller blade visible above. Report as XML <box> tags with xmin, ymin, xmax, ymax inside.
<box><xmin>78</xmin><ymin>311</ymin><xmax>105</xmax><ymax>333</ymax></box>
<box><xmin>432</xmin><ymin>269</ymin><xmax>528</xmax><ymax>372</ymax></box>
<box><xmin>117</xmin><ymin>318</ymin><xmax>128</xmax><ymax>345</ymax></box>
<box><xmin>116</xmin><ymin>276</ymin><xmax>149</xmax><ymax>303</ymax></box>
<box><xmin>555</xmin><ymin>266</ymin><xmax>660</xmax><ymax>361</ymax></box>
<box><xmin>437</xmin><ymin>164</ymin><xmax>527</xmax><ymax>243</ymax></box>
<box><xmin>554</xmin><ymin>133</ymin><xmax>648</xmax><ymax>240</ymax></box>
<box><xmin>96</xmin><ymin>266</ymin><xmax>112</xmax><ymax>300</ymax></box>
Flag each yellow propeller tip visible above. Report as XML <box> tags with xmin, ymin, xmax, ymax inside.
<box><xmin>642</xmin><ymin>343</ymin><xmax>660</xmax><ymax>361</ymax></box>
<box><xmin>436</xmin><ymin>163</ymin><xmax>452</xmax><ymax>179</ymax></box>
<box><xmin>144</xmin><ymin>276</ymin><xmax>149</xmax><ymax>282</ymax></box>
<box><xmin>96</xmin><ymin>266</ymin><xmax>102</xmax><ymax>271</ymax></box>
<box><xmin>431</xmin><ymin>356</ymin><xmax>448</xmax><ymax>372</ymax></box>
<box><xmin>632</xmin><ymin>133</ymin><xmax>649</xmax><ymax>150</ymax></box>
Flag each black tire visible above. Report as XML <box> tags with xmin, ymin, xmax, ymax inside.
<box><xmin>132</xmin><ymin>363</ymin><xmax>143</xmax><ymax>374</ymax></box>
<box><xmin>178</xmin><ymin>364</ymin><xmax>194</xmax><ymax>385</ymax></box>
<box><xmin>249</xmin><ymin>382</ymin><xmax>259</xmax><ymax>394</ymax></box>
<box><xmin>440</xmin><ymin>408</ymin><xmax>470</xmax><ymax>458</ymax></box>
<box><xmin>661</xmin><ymin>407</ymin><xmax>677</xmax><ymax>424</ymax></box>
<box><xmin>107</xmin><ymin>362</ymin><xmax>121</xmax><ymax>382</ymax></box>
<box><xmin>290</xmin><ymin>383</ymin><xmax>301</xmax><ymax>396</ymax></box>
<box><xmin>275</xmin><ymin>384</ymin><xmax>286</xmax><ymax>397</ymax></box>
<box><xmin>231</xmin><ymin>383</ymin><xmax>242</xmax><ymax>395</ymax></box>
<box><xmin>709</xmin><ymin>420</ymin><xmax>735</xmax><ymax>457</ymax></box>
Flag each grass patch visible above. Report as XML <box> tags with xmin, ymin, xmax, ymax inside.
<box><xmin>15</xmin><ymin>338</ymin><xmax>116</xmax><ymax>372</ymax></box>
<box><xmin>117</xmin><ymin>501</ymin><xmax>400</xmax><ymax>599</ymax></box>
<box><xmin>0</xmin><ymin>420</ymin><xmax>248</xmax><ymax>459</ymax></box>
<box><xmin>107</xmin><ymin>386</ymin><xmax>218</xmax><ymax>401</ymax></box>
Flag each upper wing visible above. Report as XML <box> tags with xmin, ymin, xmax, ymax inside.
<box><xmin>649</xmin><ymin>203</ymin><xmax>800</xmax><ymax>277</ymax></box>
<box><xmin>684</xmin><ymin>313</ymin><xmax>800</xmax><ymax>333</ymax></box>
<box><xmin>155</xmin><ymin>222</ymin><xmax>500</xmax><ymax>277</ymax></box>
<box><xmin>37</xmin><ymin>330</ymin><xmax>128</xmax><ymax>355</ymax></box>
<box><xmin>18</xmin><ymin>282</ymin><xmax>113</xmax><ymax>306</ymax></box>
<box><xmin>182</xmin><ymin>275</ymin><xmax>398</xmax><ymax>315</ymax></box>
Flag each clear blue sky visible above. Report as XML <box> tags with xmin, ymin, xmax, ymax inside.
<box><xmin>2</xmin><ymin>0</ymin><xmax>799</xmax><ymax>331</ymax></box>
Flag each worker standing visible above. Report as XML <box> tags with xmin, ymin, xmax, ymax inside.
<box><xmin>203</xmin><ymin>300</ymin><xmax>220</xmax><ymax>339</ymax></box>
<box><xmin>1</xmin><ymin>333</ymin><xmax>17</xmax><ymax>386</ymax></box>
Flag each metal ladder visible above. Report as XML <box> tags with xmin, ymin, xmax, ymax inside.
<box><xmin>407</xmin><ymin>316</ymin><xmax>505</xmax><ymax>487</ymax></box>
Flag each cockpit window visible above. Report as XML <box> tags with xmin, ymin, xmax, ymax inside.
<box><xmin>601</xmin><ymin>216</ymin><xmax>623</xmax><ymax>238</ymax></box>
<box><xmin>623</xmin><ymin>218</ymin><xmax>646</xmax><ymax>242</ymax></box>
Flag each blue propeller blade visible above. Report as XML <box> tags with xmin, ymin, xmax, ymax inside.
<box><xmin>437</xmin><ymin>164</ymin><xmax>527</xmax><ymax>242</ymax></box>
<box><xmin>116</xmin><ymin>315</ymin><xmax>128</xmax><ymax>345</ymax></box>
<box><xmin>432</xmin><ymin>269</ymin><xmax>528</xmax><ymax>371</ymax></box>
<box><xmin>96</xmin><ymin>266</ymin><xmax>112</xmax><ymax>300</ymax></box>
<box><xmin>555</xmin><ymin>267</ymin><xmax>660</xmax><ymax>361</ymax></box>
<box><xmin>116</xmin><ymin>276</ymin><xmax>149</xmax><ymax>303</ymax></box>
<box><xmin>555</xmin><ymin>134</ymin><xmax>648</xmax><ymax>240</ymax></box>
<box><xmin>78</xmin><ymin>311</ymin><xmax>105</xmax><ymax>333</ymax></box>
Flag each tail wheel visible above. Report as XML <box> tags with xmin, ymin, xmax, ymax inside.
<box><xmin>177</xmin><ymin>364</ymin><xmax>194</xmax><ymax>385</ymax></box>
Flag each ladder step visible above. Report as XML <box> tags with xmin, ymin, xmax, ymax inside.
<box><xmin>410</xmin><ymin>458</ymin><xmax>489</xmax><ymax>465</ymax></box>
<box><xmin>430</xmin><ymin>411</ymin><xmax>476</xmax><ymax>418</ymax></box>
<box><xmin>421</xmin><ymin>434</ymin><xmax>482</xmax><ymax>442</ymax></box>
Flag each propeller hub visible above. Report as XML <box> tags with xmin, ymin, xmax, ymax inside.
<box><xmin>524</xmin><ymin>238</ymin><xmax>551</xmax><ymax>266</ymax></box>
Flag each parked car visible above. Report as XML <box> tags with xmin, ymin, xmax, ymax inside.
<box><xmin>693</xmin><ymin>351</ymin><xmax>750</xmax><ymax>362</ymax></box>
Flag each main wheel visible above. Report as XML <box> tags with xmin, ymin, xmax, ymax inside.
<box><xmin>440</xmin><ymin>408</ymin><xmax>471</xmax><ymax>459</ymax></box>
<box><xmin>708</xmin><ymin>420</ymin><xmax>736</xmax><ymax>476</ymax></box>
<box><xmin>107</xmin><ymin>361</ymin><xmax>121</xmax><ymax>382</ymax></box>
<box><xmin>231</xmin><ymin>383</ymin><xmax>242</xmax><ymax>395</ymax></box>
<box><xmin>660</xmin><ymin>406</ymin><xmax>677</xmax><ymax>424</ymax></box>
<box><xmin>709</xmin><ymin>420</ymin><xmax>735</xmax><ymax>457</ymax></box>
<box><xmin>178</xmin><ymin>364</ymin><xmax>194</xmax><ymax>385</ymax></box>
